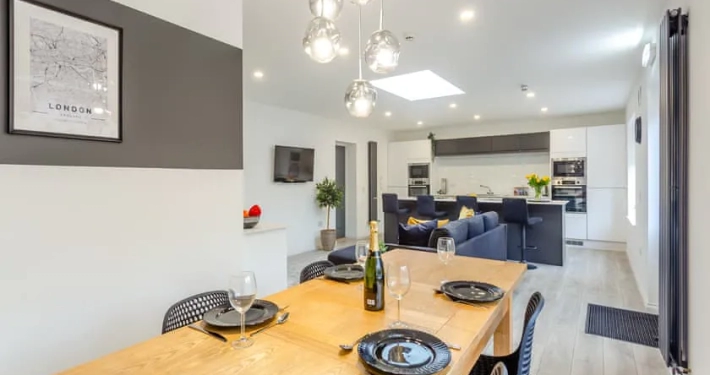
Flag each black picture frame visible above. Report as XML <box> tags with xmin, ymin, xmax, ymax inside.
<box><xmin>7</xmin><ymin>0</ymin><xmax>123</xmax><ymax>142</ymax></box>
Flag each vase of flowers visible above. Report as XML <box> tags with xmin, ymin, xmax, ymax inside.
<box><xmin>525</xmin><ymin>174</ymin><xmax>551</xmax><ymax>200</ymax></box>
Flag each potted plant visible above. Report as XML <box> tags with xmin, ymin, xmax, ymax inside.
<box><xmin>315</xmin><ymin>177</ymin><xmax>344</xmax><ymax>251</ymax></box>
<box><xmin>525</xmin><ymin>173</ymin><xmax>551</xmax><ymax>200</ymax></box>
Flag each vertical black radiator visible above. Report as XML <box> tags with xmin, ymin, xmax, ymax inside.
<box><xmin>659</xmin><ymin>8</ymin><xmax>689</xmax><ymax>374</ymax></box>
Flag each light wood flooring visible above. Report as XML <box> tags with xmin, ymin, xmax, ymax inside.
<box><xmin>286</xmin><ymin>247</ymin><xmax>668</xmax><ymax>375</ymax></box>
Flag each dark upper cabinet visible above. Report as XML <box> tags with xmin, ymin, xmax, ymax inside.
<box><xmin>491</xmin><ymin>135</ymin><xmax>520</xmax><ymax>153</ymax></box>
<box><xmin>434</xmin><ymin>132</ymin><xmax>549</xmax><ymax>157</ymax></box>
<box><xmin>519</xmin><ymin>132</ymin><xmax>550</xmax><ymax>151</ymax></box>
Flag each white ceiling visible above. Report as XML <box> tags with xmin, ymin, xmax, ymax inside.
<box><xmin>243</xmin><ymin>0</ymin><xmax>662</xmax><ymax>130</ymax></box>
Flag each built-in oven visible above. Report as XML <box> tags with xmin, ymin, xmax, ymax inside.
<box><xmin>552</xmin><ymin>158</ymin><xmax>586</xmax><ymax>178</ymax></box>
<box><xmin>408</xmin><ymin>163</ymin><xmax>430</xmax><ymax>179</ymax></box>
<box><xmin>552</xmin><ymin>178</ymin><xmax>587</xmax><ymax>213</ymax></box>
<box><xmin>408</xmin><ymin>178</ymin><xmax>430</xmax><ymax>197</ymax></box>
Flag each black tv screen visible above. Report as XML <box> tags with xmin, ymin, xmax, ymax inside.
<box><xmin>273</xmin><ymin>146</ymin><xmax>315</xmax><ymax>183</ymax></box>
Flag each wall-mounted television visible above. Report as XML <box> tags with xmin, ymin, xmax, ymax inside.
<box><xmin>273</xmin><ymin>146</ymin><xmax>315</xmax><ymax>183</ymax></box>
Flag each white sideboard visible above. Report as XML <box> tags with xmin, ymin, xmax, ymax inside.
<box><xmin>242</xmin><ymin>223</ymin><xmax>288</xmax><ymax>297</ymax></box>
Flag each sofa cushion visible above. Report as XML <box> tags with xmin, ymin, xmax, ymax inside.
<box><xmin>398</xmin><ymin>220</ymin><xmax>437</xmax><ymax>247</ymax></box>
<box><xmin>481</xmin><ymin>212</ymin><xmax>500</xmax><ymax>232</ymax></box>
<box><xmin>407</xmin><ymin>217</ymin><xmax>450</xmax><ymax>228</ymax></box>
<box><xmin>429</xmin><ymin>219</ymin><xmax>468</xmax><ymax>248</ymax></box>
<box><xmin>466</xmin><ymin>215</ymin><xmax>486</xmax><ymax>238</ymax></box>
<box><xmin>458</xmin><ymin>206</ymin><xmax>475</xmax><ymax>220</ymax></box>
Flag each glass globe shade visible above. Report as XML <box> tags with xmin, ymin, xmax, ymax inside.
<box><xmin>350</xmin><ymin>0</ymin><xmax>373</xmax><ymax>5</ymax></box>
<box><xmin>364</xmin><ymin>29</ymin><xmax>401</xmax><ymax>73</ymax></box>
<box><xmin>303</xmin><ymin>17</ymin><xmax>341</xmax><ymax>64</ymax></box>
<box><xmin>309</xmin><ymin>0</ymin><xmax>344</xmax><ymax>20</ymax></box>
<box><xmin>344</xmin><ymin>80</ymin><xmax>377</xmax><ymax>118</ymax></box>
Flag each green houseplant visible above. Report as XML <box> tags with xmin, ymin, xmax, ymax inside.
<box><xmin>316</xmin><ymin>177</ymin><xmax>344</xmax><ymax>251</ymax></box>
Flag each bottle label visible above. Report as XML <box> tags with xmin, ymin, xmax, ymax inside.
<box><xmin>366</xmin><ymin>298</ymin><xmax>375</xmax><ymax>307</ymax></box>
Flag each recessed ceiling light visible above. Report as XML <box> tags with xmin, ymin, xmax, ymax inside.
<box><xmin>460</xmin><ymin>10</ymin><xmax>475</xmax><ymax>22</ymax></box>
<box><xmin>541</xmin><ymin>107</ymin><xmax>549</xmax><ymax>113</ymax></box>
<box><xmin>338</xmin><ymin>47</ymin><xmax>350</xmax><ymax>56</ymax></box>
<box><xmin>449</xmin><ymin>103</ymin><xmax>457</xmax><ymax>109</ymax></box>
<box><xmin>384</xmin><ymin>111</ymin><xmax>392</xmax><ymax>117</ymax></box>
<box><xmin>371</xmin><ymin>70</ymin><xmax>465</xmax><ymax>101</ymax></box>
<box><xmin>526</xmin><ymin>92</ymin><xmax>536</xmax><ymax>98</ymax></box>
<box><xmin>253</xmin><ymin>70</ymin><xmax>264</xmax><ymax>79</ymax></box>
<box><xmin>474</xmin><ymin>115</ymin><xmax>481</xmax><ymax>120</ymax></box>
<box><xmin>417</xmin><ymin>121</ymin><xmax>424</xmax><ymax>126</ymax></box>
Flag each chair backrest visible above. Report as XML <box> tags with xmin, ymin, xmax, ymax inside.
<box><xmin>502</xmin><ymin>198</ymin><xmax>530</xmax><ymax>225</ymax></box>
<box><xmin>456</xmin><ymin>195</ymin><xmax>479</xmax><ymax>212</ymax></box>
<box><xmin>300</xmin><ymin>260</ymin><xmax>335</xmax><ymax>283</ymax></box>
<box><xmin>162</xmin><ymin>290</ymin><xmax>230</xmax><ymax>333</ymax></box>
<box><xmin>490</xmin><ymin>362</ymin><xmax>509</xmax><ymax>375</ymax></box>
<box><xmin>416</xmin><ymin>195</ymin><xmax>436</xmax><ymax>216</ymax></box>
<box><xmin>382</xmin><ymin>193</ymin><xmax>400</xmax><ymax>213</ymax></box>
<box><xmin>515</xmin><ymin>292</ymin><xmax>545</xmax><ymax>375</ymax></box>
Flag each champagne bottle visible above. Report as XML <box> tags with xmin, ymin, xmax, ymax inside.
<box><xmin>364</xmin><ymin>221</ymin><xmax>385</xmax><ymax>311</ymax></box>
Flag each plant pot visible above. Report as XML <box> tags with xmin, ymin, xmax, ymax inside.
<box><xmin>320</xmin><ymin>229</ymin><xmax>337</xmax><ymax>251</ymax></box>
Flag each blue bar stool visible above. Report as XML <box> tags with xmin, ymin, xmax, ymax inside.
<box><xmin>416</xmin><ymin>195</ymin><xmax>448</xmax><ymax>220</ymax></box>
<box><xmin>382</xmin><ymin>193</ymin><xmax>410</xmax><ymax>216</ymax></box>
<box><xmin>456</xmin><ymin>195</ymin><xmax>479</xmax><ymax>213</ymax></box>
<box><xmin>502</xmin><ymin>198</ymin><xmax>542</xmax><ymax>270</ymax></box>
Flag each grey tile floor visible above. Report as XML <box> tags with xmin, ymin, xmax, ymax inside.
<box><xmin>287</xmin><ymin>246</ymin><xmax>668</xmax><ymax>375</ymax></box>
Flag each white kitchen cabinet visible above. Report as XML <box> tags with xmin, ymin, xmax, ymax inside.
<box><xmin>405</xmin><ymin>140</ymin><xmax>432</xmax><ymax>161</ymax></box>
<box><xmin>587</xmin><ymin>124</ymin><xmax>626</xmax><ymax>188</ymax></box>
<box><xmin>587</xmin><ymin>188</ymin><xmax>627</xmax><ymax>242</ymax></box>
<box><xmin>386</xmin><ymin>186</ymin><xmax>409</xmax><ymax>198</ymax></box>
<box><xmin>565</xmin><ymin>213</ymin><xmax>588</xmax><ymax>240</ymax></box>
<box><xmin>551</xmin><ymin>128</ymin><xmax>587</xmax><ymax>158</ymax></box>
<box><xmin>388</xmin><ymin>141</ymin><xmax>432</xmax><ymax>188</ymax></box>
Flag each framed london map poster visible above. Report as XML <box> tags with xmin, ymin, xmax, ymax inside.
<box><xmin>9</xmin><ymin>0</ymin><xmax>122</xmax><ymax>142</ymax></box>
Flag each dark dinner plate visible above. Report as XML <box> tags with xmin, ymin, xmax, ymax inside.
<box><xmin>357</xmin><ymin>329</ymin><xmax>451</xmax><ymax>375</ymax></box>
<box><xmin>324</xmin><ymin>264</ymin><xmax>364</xmax><ymax>281</ymax></box>
<box><xmin>440</xmin><ymin>281</ymin><xmax>505</xmax><ymax>303</ymax></box>
<box><xmin>203</xmin><ymin>300</ymin><xmax>279</xmax><ymax>328</ymax></box>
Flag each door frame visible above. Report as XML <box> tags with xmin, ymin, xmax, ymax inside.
<box><xmin>336</xmin><ymin>141</ymin><xmax>357</xmax><ymax>239</ymax></box>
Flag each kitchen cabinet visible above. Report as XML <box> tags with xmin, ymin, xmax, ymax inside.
<box><xmin>518</xmin><ymin>132</ymin><xmax>550</xmax><ymax>151</ymax></box>
<box><xmin>587</xmin><ymin>188</ymin><xmax>627</xmax><ymax>242</ymax></box>
<box><xmin>387</xmin><ymin>141</ymin><xmax>432</xmax><ymax>187</ymax></box>
<box><xmin>551</xmin><ymin>128</ymin><xmax>587</xmax><ymax>158</ymax></box>
<box><xmin>434</xmin><ymin>132</ymin><xmax>548</xmax><ymax>157</ymax></box>
<box><xmin>491</xmin><ymin>135</ymin><xmax>520</xmax><ymax>153</ymax></box>
<box><xmin>587</xmin><ymin>124</ymin><xmax>626</xmax><ymax>188</ymax></box>
<box><xmin>435</xmin><ymin>137</ymin><xmax>492</xmax><ymax>156</ymax></box>
<box><xmin>565</xmin><ymin>213</ymin><xmax>587</xmax><ymax>240</ymax></box>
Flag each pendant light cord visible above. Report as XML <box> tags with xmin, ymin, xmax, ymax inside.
<box><xmin>358</xmin><ymin>5</ymin><xmax>363</xmax><ymax>80</ymax></box>
<box><xmin>320</xmin><ymin>0</ymin><xmax>324</xmax><ymax>17</ymax></box>
<box><xmin>380</xmin><ymin>0</ymin><xmax>384</xmax><ymax>29</ymax></box>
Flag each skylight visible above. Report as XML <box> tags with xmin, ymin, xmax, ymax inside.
<box><xmin>370</xmin><ymin>70</ymin><xmax>465</xmax><ymax>101</ymax></box>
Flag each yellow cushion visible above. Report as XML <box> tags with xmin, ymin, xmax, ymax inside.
<box><xmin>407</xmin><ymin>217</ymin><xmax>450</xmax><ymax>228</ymax></box>
<box><xmin>458</xmin><ymin>206</ymin><xmax>475</xmax><ymax>220</ymax></box>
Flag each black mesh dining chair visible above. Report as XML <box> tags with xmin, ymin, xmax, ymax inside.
<box><xmin>490</xmin><ymin>362</ymin><xmax>509</xmax><ymax>375</ymax></box>
<box><xmin>470</xmin><ymin>292</ymin><xmax>545</xmax><ymax>375</ymax></box>
<box><xmin>162</xmin><ymin>290</ymin><xmax>230</xmax><ymax>333</ymax></box>
<box><xmin>300</xmin><ymin>260</ymin><xmax>335</xmax><ymax>283</ymax></box>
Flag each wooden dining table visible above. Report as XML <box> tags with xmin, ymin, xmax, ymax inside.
<box><xmin>59</xmin><ymin>249</ymin><xmax>527</xmax><ymax>375</ymax></box>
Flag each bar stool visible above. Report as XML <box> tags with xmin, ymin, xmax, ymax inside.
<box><xmin>382</xmin><ymin>193</ymin><xmax>410</xmax><ymax>216</ymax></box>
<box><xmin>502</xmin><ymin>198</ymin><xmax>541</xmax><ymax>270</ymax></box>
<box><xmin>456</xmin><ymin>195</ymin><xmax>479</xmax><ymax>213</ymax></box>
<box><xmin>416</xmin><ymin>195</ymin><xmax>448</xmax><ymax>220</ymax></box>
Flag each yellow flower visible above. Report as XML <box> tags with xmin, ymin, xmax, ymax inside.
<box><xmin>525</xmin><ymin>174</ymin><xmax>533</xmax><ymax>180</ymax></box>
<box><xmin>542</xmin><ymin>176</ymin><xmax>550</xmax><ymax>183</ymax></box>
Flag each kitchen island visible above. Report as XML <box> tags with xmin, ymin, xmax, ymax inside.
<box><xmin>395</xmin><ymin>196</ymin><xmax>568</xmax><ymax>266</ymax></box>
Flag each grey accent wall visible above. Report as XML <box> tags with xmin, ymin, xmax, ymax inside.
<box><xmin>0</xmin><ymin>0</ymin><xmax>243</xmax><ymax>169</ymax></box>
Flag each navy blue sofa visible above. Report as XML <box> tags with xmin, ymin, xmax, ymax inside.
<box><xmin>328</xmin><ymin>212</ymin><xmax>507</xmax><ymax>265</ymax></box>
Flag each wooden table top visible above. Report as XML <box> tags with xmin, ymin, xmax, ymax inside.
<box><xmin>59</xmin><ymin>250</ymin><xmax>527</xmax><ymax>375</ymax></box>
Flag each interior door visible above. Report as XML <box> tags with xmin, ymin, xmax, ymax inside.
<box><xmin>335</xmin><ymin>145</ymin><xmax>346</xmax><ymax>238</ymax></box>
<box><xmin>368</xmin><ymin>141</ymin><xmax>378</xmax><ymax>222</ymax></box>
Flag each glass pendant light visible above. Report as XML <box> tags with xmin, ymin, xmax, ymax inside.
<box><xmin>345</xmin><ymin>5</ymin><xmax>377</xmax><ymax>118</ymax></box>
<box><xmin>309</xmin><ymin>0</ymin><xmax>344</xmax><ymax>20</ymax></box>
<box><xmin>303</xmin><ymin>16</ymin><xmax>341</xmax><ymax>63</ymax></box>
<box><xmin>364</xmin><ymin>0</ymin><xmax>400</xmax><ymax>73</ymax></box>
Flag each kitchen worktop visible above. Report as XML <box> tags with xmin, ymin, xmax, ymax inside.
<box><xmin>399</xmin><ymin>196</ymin><xmax>569</xmax><ymax>206</ymax></box>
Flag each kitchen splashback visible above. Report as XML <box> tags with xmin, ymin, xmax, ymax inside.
<box><xmin>433</xmin><ymin>152</ymin><xmax>550</xmax><ymax>195</ymax></box>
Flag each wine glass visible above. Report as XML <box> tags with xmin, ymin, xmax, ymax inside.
<box><xmin>355</xmin><ymin>241</ymin><xmax>369</xmax><ymax>290</ymax></box>
<box><xmin>227</xmin><ymin>271</ymin><xmax>257</xmax><ymax>349</ymax></box>
<box><xmin>387</xmin><ymin>262</ymin><xmax>411</xmax><ymax>328</ymax></box>
<box><xmin>437</xmin><ymin>237</ymin><xmax>456</xmax><ymax>284</ymax></box>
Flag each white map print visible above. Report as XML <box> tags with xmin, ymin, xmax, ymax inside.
<box><xmin>30</xmin><ymin>17</ymin><xmax>108</xmax><ymax>126</ymax></box>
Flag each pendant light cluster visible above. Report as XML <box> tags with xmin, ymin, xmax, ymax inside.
<box><xmin>303</xmin><ymin>0</ymin><xmax>401</xmax><ymax>118</ymax></box>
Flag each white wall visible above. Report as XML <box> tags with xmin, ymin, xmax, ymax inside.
<box><xmin>433</xmin><ymin>153</ymin><xmax>550</xmax><ymax>196</ymax></box>
<box><xmin>391</xmin><ymin>111</ymin><xmax>625</xmax><ymax>141</ymax></box>
<box><xmin>243</xmin><ymin>101</ymin><xmax>390</xmax><ymax>256</ymax></box>
<box><xmin>0</xmin><ymin>2</ymin><xmax>244</xmax><ymax>374</ymax></box>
